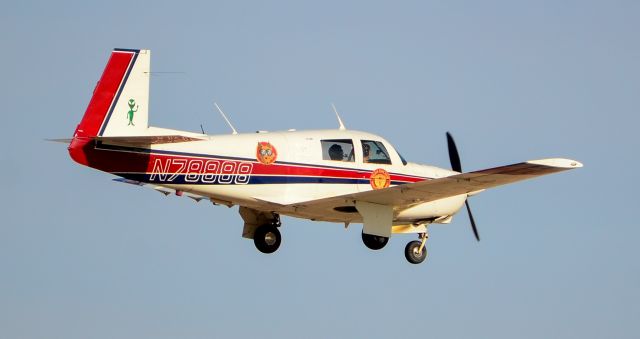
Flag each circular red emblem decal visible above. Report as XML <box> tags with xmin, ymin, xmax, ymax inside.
<box><xmin>370</xmin><ymin>168</ymin><xmax>390</xmax><ymax>190</ymax></box>
<box><xmin>256</xmin><ymin>142</ymin><xmax>277</xmax><ymax>165</ymax></box>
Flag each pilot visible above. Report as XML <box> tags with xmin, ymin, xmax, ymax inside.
<box><xmin>328</xmin><ymin>144</ymin><xmax>344</xmax><ymax>161</ymax></box>
<box><xmin>363</xmin><ymin>143</ymin><xmax>371</xmax><ymax>163</ymax></box>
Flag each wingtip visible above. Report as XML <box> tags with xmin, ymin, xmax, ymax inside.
<box><xmin>526</xmin><ymin>158</ymin><xmax>583</xmax><ymax>169</ymax></box>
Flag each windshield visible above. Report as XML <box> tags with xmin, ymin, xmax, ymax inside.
<box><xmin>361</xmin><ymin>140</ymin><xmax>392</xmax><ymax>165</ymax></box>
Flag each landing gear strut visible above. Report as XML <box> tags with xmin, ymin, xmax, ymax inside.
<box><xmin>404</xmin><ymin>232</ymin><xmax>428</xmax><ymax>264</ymax></box>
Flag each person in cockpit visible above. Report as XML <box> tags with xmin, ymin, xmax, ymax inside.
<box><xmin>328</xmin><ymin>144</ymin><xmax>344</xmax><ymax>161</ymax></box>
<box><xmin>362</xmin><ymin>143</ymin><xmax>371</xmax><ymax>163</ymax></box>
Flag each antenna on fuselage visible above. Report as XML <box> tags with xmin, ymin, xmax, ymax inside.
<box><xmin>331</xmin><ymin>103</ymin><xmax>346</xmax><ymax>130</ymax></box>
<box><xmin>213</xmin><ymin>102</ymin><xmax>238</xmax><ymax>135</ymax></box>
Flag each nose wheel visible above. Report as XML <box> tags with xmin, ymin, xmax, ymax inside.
<box><xmin>404</xmin><ymin>232</ymin><xmax>428</xmax><ymax>264</ymax></box>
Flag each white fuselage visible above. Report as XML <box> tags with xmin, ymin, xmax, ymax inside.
<box><xmin>109</xmin><ymin>128</ymin><xmax>467</xmax><ymax>224</ymax></box>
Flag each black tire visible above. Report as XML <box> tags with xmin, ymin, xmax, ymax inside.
<box><xmin>404</xmin><ymin>240</ymin><xmax>427</xmax><ymax>264</ymax></box>
<box><xmin>361</xmin><ymin>231</ymin><xmax>389</xmax><ymax>250</ymax></box>
<box><xmin>254</xmin><ymin>224</ymin><xmax>281</xmax><ymax>254</ymax></box>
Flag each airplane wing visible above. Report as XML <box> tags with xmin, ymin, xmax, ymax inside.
<box><xmin>292</xmin><ymin>158</ymin><xmax>583</xmax><ymax>211</ymax></box>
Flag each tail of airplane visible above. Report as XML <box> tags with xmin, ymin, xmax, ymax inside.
<box><xmin>73</xmin><ymin>48</ymin><xmax>150</xmax><ymax>138</ymax></box>
<box><xmin>67</xmin><ymin>49</ymin><xmax>203</xmax><ymax>168</ymax></box>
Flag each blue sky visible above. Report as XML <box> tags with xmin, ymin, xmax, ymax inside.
<box><xmin>1</xmin><ymin>1</ymin><xmax>638</xmax><ymax>338</ymax></box>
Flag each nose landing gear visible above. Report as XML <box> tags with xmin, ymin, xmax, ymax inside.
<box><xmin>404</xmin><ymin>232</ymin><xmax>428</xmax><ymax>264</ymax></box>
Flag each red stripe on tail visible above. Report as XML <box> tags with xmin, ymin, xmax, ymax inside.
<box><xmin>74</xmin><ymin>51</ymin><xmax>135</xmax><ymax>138</ymax></box>
<box><xmin>69</xmin><ymin>50</ymin><xmax>136</xmax><ymax>166</ymax></box>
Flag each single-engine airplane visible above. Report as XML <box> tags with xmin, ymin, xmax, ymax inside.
<box><xmin>56</xmin><ymin>48</ymin><xmax>582</xmax><ymax>264</ymax></box>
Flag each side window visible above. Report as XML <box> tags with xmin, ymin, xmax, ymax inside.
<box><xmin>321</xmin><ymin>139</ymin><xmax>355</xmax><ymax>162</ymax></box>
<box><xmin>362</xmin><ymin>140</ymin><xmax>392</xmax><ymax>165</ymax></box>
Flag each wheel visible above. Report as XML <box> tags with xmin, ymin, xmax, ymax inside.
<box><xmin>254</xmin><ymin>224</ymin><xmax>281</xmax><ymax>254</ymax></box>
<box><xmin>404</xmin><ymin>240</ymin><xmax>427</xmax><ymax>264</ymax></box>
<box><xmin>361</xmin><ymin>231</ymin><xmax>389</xmax><ymax>250</ymax></box>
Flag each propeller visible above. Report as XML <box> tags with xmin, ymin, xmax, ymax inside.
<box><xmin>446</xmin><ymin>132</ymin><xmax>480</xmax><ymax>241</ymax></box>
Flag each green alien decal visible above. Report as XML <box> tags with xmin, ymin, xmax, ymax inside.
<box><xmin>127</xmin><ymin>99</ymin><xmax>138</xmax><ymax>126</ymax></box>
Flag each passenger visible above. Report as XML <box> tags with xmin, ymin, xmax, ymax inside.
<box><xmin>328</xmin><ymin>144</ymin><xmax>344</xmax><ymax>161</ymax></box>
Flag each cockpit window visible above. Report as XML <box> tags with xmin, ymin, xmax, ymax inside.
<box><xmin>321</xmin><ymin>139</ymin><xmax>355</xmax><ymax>162</ymax></box>
<box><xmin>361</xmin><ymin>140</ymin><xmax>392</xmax><ymax>165</ymax></box>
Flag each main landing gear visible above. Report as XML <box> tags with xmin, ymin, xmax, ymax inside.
<box><xmin>254</xmin><ymin>223</ymin><xmax>281</xmax><ymax>253</ymax></box>
<box><xmin>239</xmin><ymin>207</ymin><xmax>284</xmax><ymax>254</ymax></box>
<box><xmin>253</xmin><ymin>214</ymin><xmax>282</xmax><ymax>254</ymax></box>
<box><xmin>361</xmin><ymin>231</ymin><xmax>389</xmax><ymax>250</ymax></box>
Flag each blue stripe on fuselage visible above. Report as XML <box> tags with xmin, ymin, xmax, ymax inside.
<box><xmin>115</xmin><ymin>173</ymin><xmax>410</xmax><ymax>186</ymax></box>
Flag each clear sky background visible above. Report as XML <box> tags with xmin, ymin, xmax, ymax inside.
<box><xmin>1</xmin><ymin>0</ymin><xmax>638</xmax><ymax>338</ymax></box>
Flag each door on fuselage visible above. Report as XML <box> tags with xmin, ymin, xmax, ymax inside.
<box><xmin>285</xmin><ymin>135</ymin><xmax>320</xmax><ymax>201</ymax></box>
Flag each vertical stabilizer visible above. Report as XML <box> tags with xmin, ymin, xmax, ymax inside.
<box><xmin>74</xmin><ymin>49</ymin><xmax>150</xmax><ymax>138</ymax></box>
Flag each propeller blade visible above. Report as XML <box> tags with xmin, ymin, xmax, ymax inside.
<box><xmin>465</xmin><ymin>200</ymin><xmax>480</xmax><ymax>241</ymax></box>
<box><xmin>447</xmin><ymin>132</ymin><xmax>480</xmax><ymax>241</ymax></box>
<box><xmin>446</xmin><ymin>132</ymin><xmax>462</xmax><ymax>173</ymax></box>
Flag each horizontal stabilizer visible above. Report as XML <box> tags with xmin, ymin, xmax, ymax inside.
<box><xmin>96</xmin><ymin>135</ymin><xmax>205</xmax><ymax>146</ymax></box>
<box><xmin>50</xmin><ymin>135</ymin><xmax>204</xmax><ymax>147</ymax></box>
<box><xmin>112</xmin><ymin>178</ymin><xmax>211</xmax><ymax>203</ymax></box>
<box><xmin>113</xmin><ymin>178</ymin><xmax>145</xmax><ymax>186</ymax></box>
<box><xmin>46</xmin><ymin>138</ymin><xmax>73</xmax><ymax>143</ymax></box>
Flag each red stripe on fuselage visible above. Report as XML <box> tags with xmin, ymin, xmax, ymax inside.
<box><xmin>71</xmin><ymin>145</ymin><xmax>426</xmax><ymax>183</ymax></box>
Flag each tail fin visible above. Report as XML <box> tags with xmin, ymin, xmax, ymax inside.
<box><xmin>74</xmin><ymin>48</ymin><xmax>150</xmax><ymax>138</ymax></box>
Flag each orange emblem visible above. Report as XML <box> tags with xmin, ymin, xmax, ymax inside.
<box><xmin>256</xmin><ymin>142</ymin><xmax>277</xmax><ymax>165</ymax></box>
<box><xmin>370</xmin><ymin>168</ymin><xmax>390</xmax><ymax>190</ymax></box>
